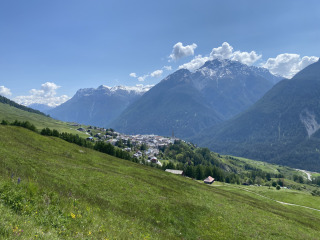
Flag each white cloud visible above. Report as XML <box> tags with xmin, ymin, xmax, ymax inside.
<box><xmin>14</xmin><ymin>82</ymin><xmax>70</xmax><ymax>107</ymax></box>
<box><xmin>210</xmin><ymin>42</ymin><xmax>234</xmax><ymax>60</ymax></box>
<box><xmin>150</xmin><ymin>69</ymin><xmax>163</xmax><ymax>78</ymax></box>
<box><xmin>179</xmin><ymin>42</ymin><xmax>262</xmax><ymax>71</ymax></box>
<box><xmin>169</xmin><ymin>42</ymin><xmax>197</xmax><ymax>61</ymax></box>
<box><xmin>163</xmin><ymin>65</ymin><xmax>172</xmax><ymax>71</ymax></box>
<box><xmin>129</xmin><ymin>72</ymin><xmax>137</xmax><ymax>78</ymax></box>
<box><xmin>138</xmin><ymin>75</ymin><xmax>148</xmax><ymax>82</ymax></box>
<box><xmin>0</xmin><ymin>86</ymin><xmax>12</xmax><ymax>97</ymax></box>
<box><xmin>178</xmin><ymin>55</ymin><xmax>211</xmax><ymax>71</ymax></box>
<box><xmin>231</xmin><ymin>51</ymin><xmax>262</xmax><ymax>66</ymax></box>
<box><xmin>262</xmin><ymin>54</ymin><xmax>319</xmax><ymax>78</ymax></box>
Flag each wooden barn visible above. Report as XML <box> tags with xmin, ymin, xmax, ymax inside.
<box><xmin>204</xmin><ymin>176</ymin><xmax>215</xmax><ymax>184</ymax></box>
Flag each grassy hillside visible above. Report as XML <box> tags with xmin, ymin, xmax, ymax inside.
<box><xmin>1</xmin><ymin>125</ymin><xmax>320</xmax><ymax>239</ymax></box>
<box><xmin>0</xmin><ymin>102</ymin><xmax>87</xmax><ymax>137</ymax></box>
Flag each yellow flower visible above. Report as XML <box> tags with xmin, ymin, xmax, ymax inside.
<box><xmin>70</xmin><ymin>212</ymin><xmax>76</xmax><ymax>219</ymax></box>
<box><xmin>88</xmin><ymin>231</ymin><xmax>92</xmax><ymax>235</ymax></box>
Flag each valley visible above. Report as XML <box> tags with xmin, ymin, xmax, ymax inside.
<box><xmin>1</xmin><ymin>2</ymin><xmax>320</xmax><ymax>239</ymax></box>
<box><xmin>0</xmin><ymin>124</ymin><xmax>320</xmax><ymax>239</ymax></box>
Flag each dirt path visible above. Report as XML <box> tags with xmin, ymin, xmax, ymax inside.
<box><xmin>296</xmin><ymin>169</ymin><xmax>312</xmax><ymax>181</ymax></box>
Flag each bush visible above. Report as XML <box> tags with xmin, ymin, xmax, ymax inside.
<box><xmin>276</xmin><ymin>185</ymin><xmax>281</xmax><ymax>190</ymax></box>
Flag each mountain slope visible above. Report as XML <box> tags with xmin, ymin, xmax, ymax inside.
<box><xmin>112</xmin><ymin>59</ymin><xmax>282</xmax><ymax>138</ymax></box>
<box><xmin>192</xmin><ymin>59</ymin><xmax>280</xmax><ymax>119</ymax></box>
<box><xmin>0</xmin><ymin>95</ymin><xmax>47</xmax><ymax>116</ymax></box>
<box><xmin>111</xmin><ymin>69</ymin><xmax>223</xmax><ymax>138</ymax></box>
<box><xmin>28</xmin><ymin>103</ymin><xmax>54</xmax><ymax>113</ymax></box>
<box><xmin>194</xmin><ymin>59</ymin><xmax>320</xmax><ymax>171</ymax></box>
<box><xmin>1</xmin><ymin>125</ymin><xmax>320</xmax><ymax>239</ymax></box>
<box><xmin>48</xmin><ymin>85</ymin><xmax>151</xmax><ymax>127</ymax></box>
<box><xmin>0</xmin><ymin>99</ymin><xmax>85</xmax><ymax>136</ymax></box>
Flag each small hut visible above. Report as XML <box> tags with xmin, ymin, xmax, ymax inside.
<box><xmin>204</xmin><ymin>176</ymin><xmax>215</xmax><ymax>184</ymax></box>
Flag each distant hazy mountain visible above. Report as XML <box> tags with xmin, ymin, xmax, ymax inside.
<box><xmin>28</xmin><ymin>103</ymin><xmax>54</xmax><ymax>113</ymax></box>
<box><xmin>111</xmin><ymin>59</ymin><xmax>282</xmax><ymax>138</ymax></box>
<box><xmin>48</xmin><ymin>85</ymin><xmax>152</xmax><ymax>127</ymax></box>
<box><xmin>193</xmin><ymin>59</ymin><xmax>320</xmax><ymax>171</ymax></box>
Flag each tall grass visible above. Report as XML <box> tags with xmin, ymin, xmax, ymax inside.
<box><xmin>0</xmin><ymin>125</ymin><xmax>320</xmax><ymax>239</ymax></box>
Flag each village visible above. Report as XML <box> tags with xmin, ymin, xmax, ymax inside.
<box><xmin>74</xmin><ymin>124</ymin><xmax>178</xmax><ymax>167</ymax></box>
<box><xmin>72</xmin><ymin>124</ymin><xmax>216</xmax><ymax>184</ymax></box>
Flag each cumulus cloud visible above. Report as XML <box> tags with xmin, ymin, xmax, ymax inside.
<box><xmin>150</xmin><ymin>69</ymin><xmax>163</xmax><ymax>78</ymax></box>
<box><xmin>179</xmin><ymin>42</ymin><xmax>261</xmax><ymax>71</ymax></box>
<box><xmin>231</xmin><ymin>51</ymin><xmax>262</xmax><ymax>65</ymax></box>
<box><xmin>138</xmin><ymin>75</ymin><xmax>148</xmax><ymax>82</ymax></box>
<box><xmin>14</xmin><ymin>82</ymin><xmax>70</xmax><ymax>107</ymax></box>
<box><xmin>210</xmin><ymin>42</ymin><xmax>234</xmax><ymax>60</ymax></box>
<box><xmin>129</xmin><ymin>72</ymin><xmax>137</xmax><ymax>78</ymax></box>
<box><xmin>163</xmin><ymin>65</ymin><xmax>172</xmax><ymax>71</ymax></box>
<box><xmin>169</xmin><ymin>42</ymin><xmax>197</xmax><ymax>61</ymax></box>
<box><xmin>178</xmin><ymin>55</ymin><xmax>211</xmax><ymax>71</ymax></box>
<box><xmin>262</xmin><ymin>54</ymin><xmax>319</xmax><ymax>78</ymax></box>
<box><xmin>0</xmin><ymin>86</ymin><xmax>12</xmax><ymax>97</ymax></box>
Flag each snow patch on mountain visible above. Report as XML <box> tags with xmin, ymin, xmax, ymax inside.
<box><xmin>76</xmin><ymin>84</ymin><xmax>153</xmax><ymax>98</ymax></box>
<box><xmin>100</xmin><ymin>85</ymin><xmax>153</xmax><ymax>93</ymax></box>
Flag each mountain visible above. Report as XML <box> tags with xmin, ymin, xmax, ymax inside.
<box><xmin>28</xmin><ymin>103</ymin><xmax>54</xmax><ymax>113</ymax></box>
<box><xmin>111</xmin><ymin>59</ymin><xmax>282</xmax><ymax>138</ymax></box>
<box><xmin>193</xmin><ymin>59</ymin><xmax>320</xmax><ymax>171</ymax></box>
<box><xmin>48</xmin><ymin>85</ymin><xmax>152</xmax><ymax>127</ymax></box>
<box><xmin>112</xmin><ymin>69</ymin><xmax>223</xmax><ymax>138</ymax></box>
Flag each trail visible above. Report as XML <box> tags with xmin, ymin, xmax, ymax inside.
<box><xmin>296</xmin><ymin>169</ymin><xmax>312</xmax><ymax>181</ymax></box>
<box><xmin>211</xmin><ymin>184</ymin><xmax>320</xmax><ymax>212</ymax></box>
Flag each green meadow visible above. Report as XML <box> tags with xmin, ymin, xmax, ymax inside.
<box><xmin>1</xmin><ymin>125</ymin><xmax>320</xmax><ymax>239</ymax></box>
<box><xmin>0</xmin><ymin>102</ymin><xmax>87</xmax><ymax>137</ymax></box>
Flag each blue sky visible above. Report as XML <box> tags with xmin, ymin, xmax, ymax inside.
<box><xmin>1</xmin><ymin>0</ymin><xmax>320</xmax><ymax>106</ymax></box>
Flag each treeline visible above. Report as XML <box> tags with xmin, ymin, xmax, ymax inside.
<box><xmin>160</xmin><ymin>141</ymin><xmax>289</xmax><ymax>185</ymax></box>
<box><xmin>162</xmin><ymin>140</ymin><xmax>221</xmax><ymax>167</ymax></box>
<box><xmin>1</xmin><ymin>119</ymin><xmax>37</xmax><ymax>132</ymax></box>
<box><xmin>40</xmin><ymin>127</ymin><xmax>133</xmax><ymax>162</ymax></box>
<box><xmin>1</xmin><ymin>120</ymin><xmax>133</xmax><ymax>163</ymax></box>
<box><xmin>0</xmin><ymin>95</ymin><xmax>47</xmax><ymax>116</ymax></box>
<box><xmin>160</xmin><ymin>141</ymin><xmax>239</xmax><ymax>183</ymax></box>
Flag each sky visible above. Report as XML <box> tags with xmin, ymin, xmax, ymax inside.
<box><xmin>1</xmin><ymin>0</ymin><xmax>320</xmax><ymax>107</ymax></box>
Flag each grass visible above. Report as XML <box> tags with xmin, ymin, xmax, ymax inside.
<box><xmin>226</xmin><ymin>156</ymin><xmax>309</xmax><ymax>179</ymax></box>
<box><xmin>0</xmin><ymin>102</ymin><xmax>88</xmax><ymax>137</ymax></box>
<box><xmin>1</xmin><ymin>125</ymin><xmax>320</xmax><ymax>239</ymax></box>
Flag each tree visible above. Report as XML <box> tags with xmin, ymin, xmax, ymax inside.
<box><xmin>1</xmin><ymin>120</ymin><xmax>9</xmax><ymax>125</ymax></box>
<box><xmin>195</xmin><ymin>165</ymin><xmax>204</xmax><ymax>180</ymax></box>
<box><xmin>204</xmin><ymin>166</ymin><xmax>213</xmax><ymax>178</ymax></box>
<box><xmin>276</xmin><ymin>185</ymin><xmax>281</xmax><ymax>190</ymax></box>
<box><xmin>140</xmin><ymin>143</ymin><xmax>148</xmax><ymax>151</ymax></box>
<box><xmin>266</xmin><ymin>182</ymin><xmax>271</xmax><ymax>189</ymax></box>
<box><xmin>185</xmin><ymin>165</ymin><xmax>195</xmax><ymax>178</ymax></box>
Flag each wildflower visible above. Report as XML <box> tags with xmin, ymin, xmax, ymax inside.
<box><xmin>88</xmin><ymin>231</ymin><xmax>92</xmax><ymax>235</ymax></box>
<box><xmin>70</xmin><ymin>212</ymin><xmax>76</xmax><ymax>219</ymax></box>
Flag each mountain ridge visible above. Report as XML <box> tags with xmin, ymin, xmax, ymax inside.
<box><xmin>48</xmin><ymin>84</ymin><xmax>152</xmax><ymax>127</ymax></box>
<box><xmin>111</xmin><ymin>59</ymin><xmax>282</xmax><ymax>138</ymax></box>
<box><xmin>192</xmin><ymin>59</ymin><xmax>320</xmax><ymax>171</ymax></box>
